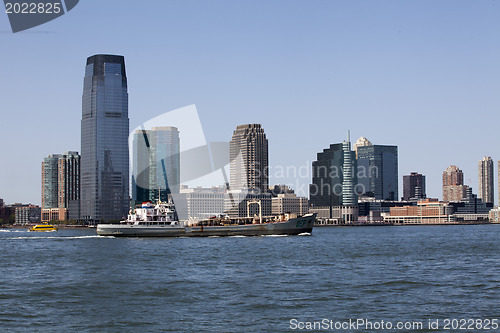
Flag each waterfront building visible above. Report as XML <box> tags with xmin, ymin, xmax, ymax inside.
<box><xmin>385</xmin><ymin>199</ymin><xmax>455</xmax><ymax>224</ymax></box>
<box><xmin>478</xmin><ymin>157</ymin><xmax>494</xmax><ymax>204</ymax></box>
<box><xmin>489</xmin><ymin>207</ymin><xmax>500</xmax><ymax>223</ymax></box>
<box><xmin>447</xmin><ymin>187</ymin><xmax>492</xmax><ymax>213</ymax></box>
<box><xmin>229</xmin><ymin>124</ymin><xmax>268</xmax><ymax>193</ymax></box>
<box><xmin>385</xmin><ymin>197</ymin><xmax>491</xmax><ymax>224</ymax></box>
<box><xmin>58</xmin><ymin>152</ymin><xmax>81</xmax><ymax>211</ymax></box>
<box><xmin>132</xmin><ymin>127</ymin><xmax>180</xmax><ymax>205</ymax></box>
<box><xmin>310</xmin><ymin>134</ymin><xmax>358</xmax><ymax>222</ymax></box>
<box><xmin>358</xmin><ymin>196</ymin><xmax>414</xmax><ymax>220</ymax></box>
<box><xmin>310</xmin><ymin>142</ymin><xmax>357</xmax><ymax>208</ymax></box>
<box><xmin>356</xmin><ymin>140</ymin><xmax>398</xmax><ymax>201</ymax></box>
<box><xmin>177</xmin><ymin>186</ymin><xmax>225</xmax><ymax>220</ymax></box>
<box><xmin>271</xmin><ymin>193</ymin><xmax>309</xmax><ymax>215</ymax></box>
<box><xmin>342</xmin><ymin>132</ymin><xmax>357</xmax><ymax>206</ymax></box>
<box><xmin>0</xmin><ymin>201</ymin><xmax>15</xmax><ymax>224</ymax></box>
<box><xmin>224</xmin><ymin>190</ymin><xmax>272</xmax><ymax>218</ymax></box>
<box><xmin>41</xmin><ymin>152</ymin><xmax>80</xmax><ymax>221</ymax></box>
<box><xmin>81</xmin><ymin>54</ymin><xmax>129</xmax><ymax>223</ymax></box>
<box><xmin>402</xmin><ymin>172</ymin><xmax>426</xmax><ymax>201</ymax></box>
<box><xmin>42</xmin><ymin>154</ymin><xmax>61</xmax><ymax>209</ymax></box>
<box><xmin>442</xmin><ymin>165</ymin><xmax>468</xmax><ymax>202</ymax></box>
<box><xmin>15</xmin><ymin>205</ymin><xmax>41</xmax><ymax>225</ymax></box>
<box><xmin>42</xmin><ymin>208</ymin><xmax>68</xmax><ymax>223</ymax></box>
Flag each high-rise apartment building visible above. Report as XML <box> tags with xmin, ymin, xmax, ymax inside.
<box><xmin>42</xmin><ymin>154</ymin><xmax>61</xmax><ymax>209</ymax></box>
<box><xmin>132</xmin><ymin>126</ymin><xmax>180</xmax><ymax>205</ymax></box>
<box><xmin>442</xmin><ymin>165</ymin><xmax>468</xmax><ymax>202</ymax></box>
<box><xmin>229</xmin><ymin>124</ymin><xmax>268</xmax><ymax>193</ymax></box>
<box><xmin>443</xmin><ymin>165</ymin><xmax>463</xmax><ymax>186</ymax></box>
<box><xmin>58</xmin><ymin>152</ymin><xmax>81</xmax><ymax>210</ymax></box>
<box><xmin>41</xmin><ymin>152</ymin><xmax>80</xmax><ymax>221</ymax></box>
<box><xmin>478</xmin><ymin>156</ymin><xmax>494</xmax><ymax>204</ymax></box>
<box><xmin>356</xmin><ymin>141</ymin><xmax>398</xmax><ymax>201</ymax></box>
<box><xmin>81</xmin><ymin>54</ymin><xmax>129</xmax><ymax>223</ymax></box>
<box><xmin>402</xmin><ymin>172</ymin><xmax>426</xmax><ymax>201</ymax></box>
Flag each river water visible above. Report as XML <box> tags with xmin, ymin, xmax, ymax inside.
<box><xmin>1</xmin><ymin>225</ymin><xmax>499</xmax><ymax>332</ymax></box>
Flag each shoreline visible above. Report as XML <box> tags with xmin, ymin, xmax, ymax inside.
<box><xmin>315</xmin><ymin>221</ymin><xmax>499</xmax><ymax>227</ymax></box>
<box><xmin>0</xmin><ymin>224</ymin><xmax>94</xmax><ymax>230</ymax></box>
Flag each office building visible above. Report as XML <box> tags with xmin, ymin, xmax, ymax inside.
<box><xmin>356</xmin><ymin>140</ymin><xmax>398</xmax><ymax>201</ymax></box>
<box><xmin>81</xmin><ymin>54</ymin><xmax>129</xmax><ymax>223</ymax></box>
<box><xmin>229</xmin><ymin>124</ymin><xmax>268</xmax><ymax>193</ymax></box>
<box><xmin>310</xmin><ymin>141</ymin><xmax>357</xmax><ymax>207</ymax></box>
<box><xmin>353</xmin><ymin>136</ymin><xmax>372</xmax><ymax>157</ymax></box>
<box><xmin>403</xmin><ymin>172</ymin><xmax>426</xmax><ymax>201</ymax></box>
<box><xmin>309</xmin><ymin>136</ymin><xmax>357</xmax><ymax>219</ymax></box>
<box><xmin>178</xmin><ymin>186</ymin><xmax>225</xmax><ymax>219</ymax></box>
<box><xmin>132</xmin><ymin>127</ymin><xmax>180</xmax><ymax>205</ymax></box>
<box><xmin>478</xmin><ymin>157</ymin><xmax>494</xmax><ymax>204</ymax></box>
<box><xmin>271</xmin><ymin>193</ymin><xmax>309</xmax><ymax>215</ymax></box>
<box><xmin>224</xmin><ymin>190</ymin><xmax>272</xmax><ymax>218</ymax></box>
<box><xmin>342</xmin><ymin>133</ymin><xmax>357</xmax><ymax>206</ymax></box>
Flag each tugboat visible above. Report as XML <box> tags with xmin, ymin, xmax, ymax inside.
<box><xmin>29</xmin><ymin>223</ymin><xmax>58</xmax><ymax>232</ymax></box>
<box><xmin>97</xmin><ymin>199</ymin><xmax>315</xmax><ymax>237</ymax></box>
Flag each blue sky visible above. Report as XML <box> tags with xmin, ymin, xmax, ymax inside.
<box><xmin>1</xmin><ymin>0</ymin><xmax>500</xmax><ymax>205</ymax></box>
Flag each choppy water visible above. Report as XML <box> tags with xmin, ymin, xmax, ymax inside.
<box><xmin>1</xmin><ymin>225</ymin><xmax>499</xmax><ymax>332</ymax></box>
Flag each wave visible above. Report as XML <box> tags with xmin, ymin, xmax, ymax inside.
<box><xmin>6</xmin><ymin>235</ymin><xmax>114</xmax><ymax>240</ymax></box>
<box><xmin>262</xmin><ymin>234</ymin><xmax>289</xmax><ymax>237</ymax></box>
<box><xmin>0</xmin><ymin>229</ymin><xmax>28</xmax><ymax>233</ymax></box>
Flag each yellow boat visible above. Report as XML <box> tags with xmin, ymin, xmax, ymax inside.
<box><xmin>29</xmin><ymin>224</ymin><xmax>58</xmax><ymax>232</ymax></box>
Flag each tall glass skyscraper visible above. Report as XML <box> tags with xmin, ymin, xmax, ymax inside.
<box><xmin>310</xmin><ymin>142</ymin><xmax>357</xmax><ymax>208</ymax></box>
<box><xmin>132</xmin><ymin>126</ymin><xmax>180</xmax><ymax>205</ymax></box>
<box><xmin>81</xmin><ymin>55</ymin><xmax>129</xmax><ymax>223</ymax></box>
<box><xmin>357</xmin><ymin>143</ymin><xmax>398</xmax><ymax>201</ymax></box>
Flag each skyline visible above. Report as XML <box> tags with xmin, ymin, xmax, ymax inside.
<box><xmin>1</xmin><ymin>1</ymin><xmax>500</xmax><ymax>204</ymax></box>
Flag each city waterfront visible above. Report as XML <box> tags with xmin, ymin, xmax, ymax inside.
<box><xmin>1</xmin><ymin>225</ymin><xmax>499</xmax><ymax>332</ymax></box>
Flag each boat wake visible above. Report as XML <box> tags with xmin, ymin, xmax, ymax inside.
<box><xmin>262</xmin><ymin>234</ymin><xmax>289</xmax><ymax>237</ymax></box>
<box><xmin>0</xmin><ymin>229</ymin><xmax>28</xmax><ymax>233</ymax></box>
<box><xmin>7</xmin><ymin>235</ymin><xmax>114</xmax><ymax>240</ymax></box>
<box><xmin>298</xmin><ymin>232</ymin><xmax>312</xmax><ymax>236</ymax></box>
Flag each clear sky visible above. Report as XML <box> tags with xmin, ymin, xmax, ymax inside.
<box><xmin>1</xmin><ymin>0</ymin><xmax>499</xmax><ymax>205</ymax></box>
